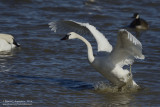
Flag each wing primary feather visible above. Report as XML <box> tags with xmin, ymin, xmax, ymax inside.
<box><xmin>110</xmin><ymin>29</ymin><xmax>144</xmax><ymax>67</ymax></box>
<box><xmin>126</xmin><ymin>30</ymin><xmax>142</xmax><ymax>48</ymax></box>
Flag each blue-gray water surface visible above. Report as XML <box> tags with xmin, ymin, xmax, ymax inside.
<box><xmin>0</xmin><ymin>0</ymin><xmax>160</xmax><ymax>106</ymax></box>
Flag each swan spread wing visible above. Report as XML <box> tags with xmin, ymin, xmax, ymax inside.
<box><xmin>110</xmin><ymin>29</ymin><xmax>145</xmax><ymax>67</ymax></box>
<box><xmin>49</xmin><ymin>20</ymin><xmax>112</xmax><ymax>53</ymax></box>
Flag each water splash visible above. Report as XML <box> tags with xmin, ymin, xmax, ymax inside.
<box><xmin>94</xmin><ymin>81</ymin><xmax>141</xmax><ymax>93</ymax></box>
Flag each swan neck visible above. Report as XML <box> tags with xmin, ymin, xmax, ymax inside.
<box><xmin>76</xmin><ymin>35</ymin><xmax>95</xmax><ymax>63</ymax></box>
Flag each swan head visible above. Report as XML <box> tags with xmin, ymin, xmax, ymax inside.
<box><xmin>132</xmin><ymin>13</ymin><xmax>139</xmax><ymax>19</ymax></box>
<box><xmin>0</xmin><ymin>34</ymin><xmax>20</xmax><ymax>47</ymax></box>
<box><xmin>61</xmin><ymin>32</ymin><xmax>79</xmax><ymax>40</ymax></box>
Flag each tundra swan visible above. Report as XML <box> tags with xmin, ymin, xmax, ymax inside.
<box><xmin>49</xmin><ymin>21</ymin><xmax>145</xmax><ymax>88</ymax></box>
<box><xmin>0</xmin><ymin>34</ymin><xmax>20</xmax><ymax>52</ymax></box>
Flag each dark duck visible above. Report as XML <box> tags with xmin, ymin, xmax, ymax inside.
<box><xmin>129</xmin><ymin>13</ymin><xmax>149</xmax><ymax>30</ymax></box>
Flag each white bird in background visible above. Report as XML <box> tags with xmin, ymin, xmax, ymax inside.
<box><xmin>49</xmin><ymin>20</ymin><xmax>145</xmax><ymax>89</ymax></box>
<box><xmin>0</xmin><ymin>34</ymin><xmax>20</xmax><ymax>52</ymax></box>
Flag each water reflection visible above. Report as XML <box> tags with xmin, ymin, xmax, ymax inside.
<box><xmin>88</xmin><ymin>90</ymin><xmax>136</xmax><ymax>107</ymax></box>
<box><xmin>0</xmin><ymin>49</ymin><xmax>19</xmax><ymax>72</ymax></box>
<box><xmin>0</xmin><ymin>63</ymin><xmax>14</xmax><ymax>72</ymax></box>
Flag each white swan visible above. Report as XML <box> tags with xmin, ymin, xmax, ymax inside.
<box><xmin>49</xmin><ymin>20</ymin><xmax>145</xmax><ymax>88</ymax></box>
<box><xmin>0</xmin><ymin>34</ymin><xmax>20</xmax><ymax>52</ymax></box>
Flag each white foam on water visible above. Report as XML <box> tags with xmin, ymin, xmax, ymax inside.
<box><xmin>94</xmin><ymin>81</ymin><xmax>141</xmax><ymax>93</ymax></box>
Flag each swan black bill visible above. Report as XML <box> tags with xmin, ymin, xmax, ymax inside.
<box><xmin>61</xmin><ymin>35</ymin><xmax>69</xmax><ymax>40</ymax></box>
<box><xmin>13</xmin><ymin>39</ymin><xmax>20</xmax><ymax>47</ymax></box>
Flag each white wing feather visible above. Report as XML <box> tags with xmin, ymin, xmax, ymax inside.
<box><xmin>110</xmin><ymin>29</ymin><xmax>145</xmax><ymax>67</ymax></box>
<box><xmin>49</xmin><ymin>20</ymin><xmax>112</xmax><ymax>53</ymax></box>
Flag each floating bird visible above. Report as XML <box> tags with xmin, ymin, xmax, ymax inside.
<box><xmin>0</xmin><ymin>34</ymin><xmax>20</xmax><ymax>52</ymax></box>
<box><xmin>129</xmin><ymin>13</ymin><xmax>149</xmax><ymax>30</ymax></box>
<box><xmin>49</xmin><ymin>20</ymin><xmax>145</xmax><ymax>89</ymax></box>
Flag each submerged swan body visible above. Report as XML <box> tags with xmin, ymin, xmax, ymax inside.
<box><xmin>49</xmin><ymin>20</ymin><xmax>145</xmax><ymax>88</ymax></box>
<box><xmin>0</xmin><ymin>34</ymin><xmax>20</xmax><ymax>52</ymax></box>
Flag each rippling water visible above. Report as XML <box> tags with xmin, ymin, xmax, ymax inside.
<box><xmin>0</xmin><ymin>0</ymin><xmax>160</xmax><ymax>106</ymax></box>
